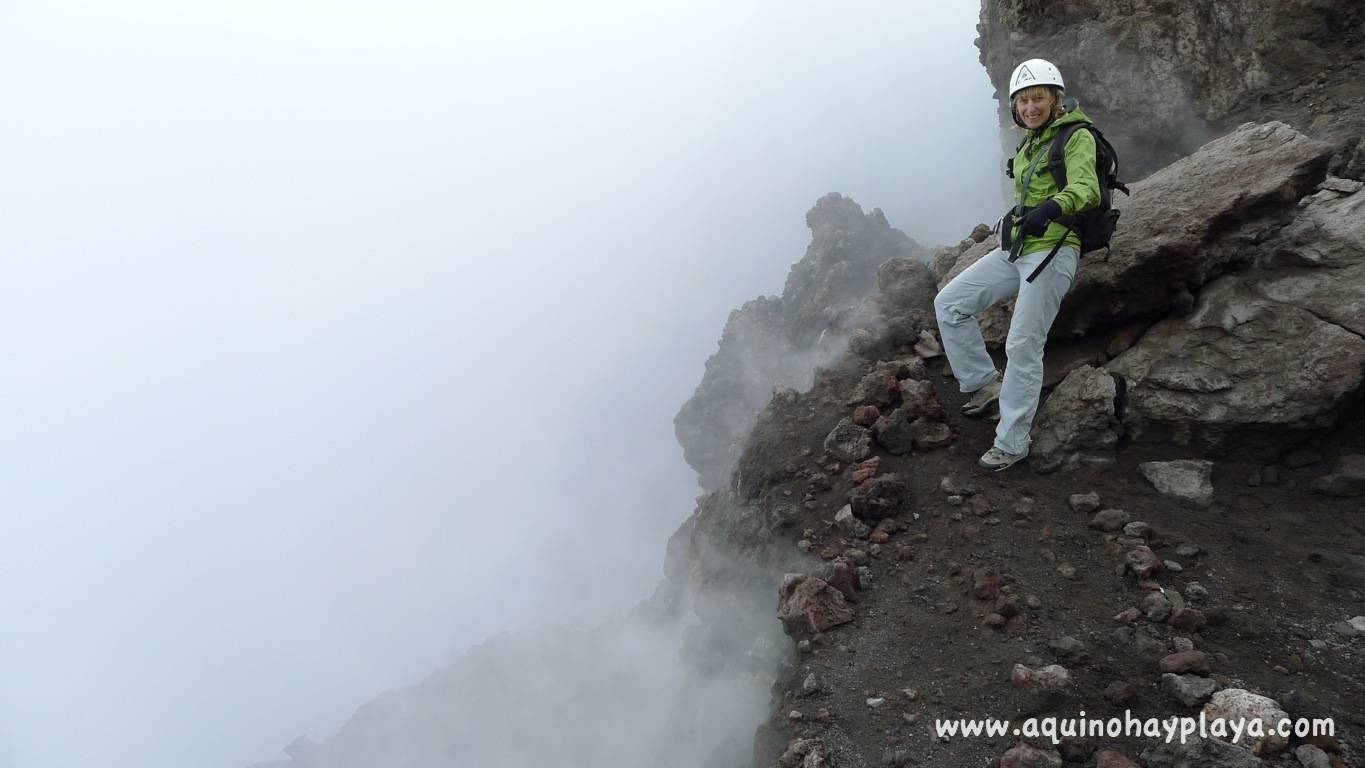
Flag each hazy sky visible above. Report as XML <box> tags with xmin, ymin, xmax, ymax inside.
<box><xmin>0</xmin><ymin>2</ymin><xmax>999</xmax><ymax>766</ymax></box>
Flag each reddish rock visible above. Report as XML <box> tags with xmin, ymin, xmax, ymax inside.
<box><xmin>851</xmin><ymin>456</ymin><xmax>882</xmax><ymax>484</ymax></box>
<box><xmin>898</xmin><ymin>378</ymin><xmax>943</xmax><ymax>420</ymax></box>
<box><xmin>1095</xmin><ymin>749</ymin><xmax>1138</xmax><ymax>768</ymax></box>
<box><xmin>777</xmin><ymin>574</ymin><xmax>855</xmax><ymax>637</ymax></box>
<box><xmin>1168</xmin><ymin>608</ymin><xmax>1208</xmax><ymax>631</ymax></box>
<box><xmin>972</xmin><ymin>569</ymin><xmax>1002</xmax><ymax>600</ymax></box>
<box><xmin>852</xmin><ymin>404</ymin><xmax>881</xmax><ymax>427</ymax></box>
<box><xmin>849</xmin><ymin>473</ymin><xmax>909</xmax><ymax>520</ymax></box>
<box><xmin>1160</xmin><ymin>650</ymin><xmax>1211</xmax><ymax>675</ymax></box>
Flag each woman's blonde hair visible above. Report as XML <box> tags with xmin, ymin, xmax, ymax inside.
<box><xmin>1011</xmin><ymin>85</ymin><xmax>1067</xmax><ymax>128</ymax></box>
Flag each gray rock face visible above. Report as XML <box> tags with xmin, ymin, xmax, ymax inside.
<box><xmin>675</xmin><ymin>193</ymin><xmax>926</xmax><ymax>491</ymax></box>
<box><xmin>1139</xmin><ymin>460</ymin><xmax>1215</xmax><ymax>506</ymax></box>
<box><xmin>976</xmin><ymin>0</ymin><xmax>1365</xmax><ymax>180</ymax></box>
<box><xmin>1057</xmin><ymin>122</ymin><xmax>1334</xmax><ymax>338</ymax></box>
<box><xmin>1111</xmin><ymin>276</ymin><xmax>1365</xmax><ymax>455</ymax></box>
<box><xmin>1029</xmin><ymin>365</ymin><xmax>1121</xmax><ymax>473</ymax></box>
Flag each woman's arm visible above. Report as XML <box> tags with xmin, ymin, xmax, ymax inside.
<box><xmin>1053</xmin><ymin>128</ymin><xmax>1101</xmax><ymax>215</ymax></box>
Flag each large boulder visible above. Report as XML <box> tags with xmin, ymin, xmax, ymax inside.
<box><xmin>1055</xmin><ymin>122</ymin><xmax>1334</xmax><ymax>338</ymax></box>
<box><xmin>1029</xmin><ymin>365</ymin><xmax>1121</xmax><ymax>473</ymax></box>
<box><xmin>1107</xmin><ymin>274</ymin><xmax>1365</xmax><ymax>455</ymax></box>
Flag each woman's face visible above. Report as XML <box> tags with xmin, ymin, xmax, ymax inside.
<box><xmin>1014</xmin><ymin>90</ymin><xmax>1055</xmax><ymax>130</ymax></box>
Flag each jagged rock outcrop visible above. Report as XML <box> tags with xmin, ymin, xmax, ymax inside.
<box><xmin>674</xmin><ymin>194</ymin><xmax>928</xmax><ymax>491</ymax></box>
<box><xmin>976</xmin><ymin>0</ymin><xmax>1365</xmax><ymax>180</ymax></box>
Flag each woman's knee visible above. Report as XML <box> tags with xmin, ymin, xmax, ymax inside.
<box><xmin>934</xmin><ymin>286</ymin><xmax>967</xmax><ymax>325</ymax></box>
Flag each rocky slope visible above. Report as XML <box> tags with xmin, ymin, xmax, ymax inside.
<box><xmin>671</xmin><ymin>129</ymin><xmax>1365</xmax><ymax>764</ymax></box>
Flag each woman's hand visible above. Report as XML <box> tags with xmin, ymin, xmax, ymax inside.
<box><xmin>1020</xmin><ymin>199</ymin><xmax>1062</xmax><ymax>236</ymax></box>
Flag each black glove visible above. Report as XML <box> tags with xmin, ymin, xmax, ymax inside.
<box><xmin>1019</xmin><ymin>199</ymin><xmax>1062</xmax><ymax>237</ymax></box>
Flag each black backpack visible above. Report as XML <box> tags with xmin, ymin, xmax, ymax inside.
<box><xmin>1003</xmin><ymin>114</ymin><xmax>1129</xmax><ymax>282</ymax></box>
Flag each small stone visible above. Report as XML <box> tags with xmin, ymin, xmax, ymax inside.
<box><xmin>1160</xmin><ymin>650</ymin><xmax>1211</xmax><ymax>675</ymax></box>
<box><xmin>938</xmin><ymin>476</ymin><xmax>978</xmax><ymax>496</ymax></box>
<box><xmin>1048</xmin><ymin>636</ymin><xmax>1087</xmax><ymax>660</ymax></box>
<box><xmin>881</xmin><ymin>747</ymin><xmax>913</xmax><ymax>766</ymax></box>
<box><xmin>788</xmin><ymin>709</ymin><xmax>804</xmax><ymax>720</ymax></box>
<box><xmin>1295</xmin><ymin>744</ymin><xmax>1332</xmax><ymax>768</ymax></box>
<box><xmin>852</xmin><ymin>405</ymin><xmax>881</xmax><ymax>427</ymax></box>
<box><xmin>1104</xmin><ymin>680</ymin><xmax>1135</xmax><ymax>706</ymax></box>
<box><xmin>1328</xmin><ymin>621</ymin><xmax>1359</xmax><ymax>639</ymax></box>
<box><xmin>984</xmin><ymin>613</ymin><xmax>1006</xmax><ymax>629</ymax></box>
<box><xmin>1068</xmin><ymin>492</ymin><xmax>1101</xmax><ymax>513</ymax></box>
<box><xmin>1113</xmin><ymin>607</ymin><xmax>1141</xmax><ymax>624</ymax></box>
<box><xmin>1095</xmin><ymin>750</ymin><xmax>1139</xmax><ymax>768</ymax></box>
<box><xmin>1168</xmin><ymin>608</ymin><xmax>1208</xmax><ymax>631</ymax></box>
<box><xmin>1010</xmin><ymin>663</ymin><xmax>1072</xmax><ymax>692</ymax></box>
<box><xmin>851</xmin><ymin>457</ymin><xmax>882</xmax><ymax>484</ymax></box>
<box><xmin>1184</xmin><ymin>583</ymin><xmax>1210</xmax><ymax>604</ymax></box>
<box><xmin>1164</xmin><ymin>560</ymin><xmax>1184</xmax><ymax>572</ymax></box>
<box><xmin>823</xmin><ymin>418</ymin><xmax>872</xmax><ymax>462</ymax></box>
<box><xmin>1026</xmin><ymin>594</ymin><xmax>1042</xmax><ymax>610</ymax></box>
<box><xmin>866</xmin><ymin>696</ymin><xmax>886</xmax><ymax>708</ymax></box>
<box><xmin>1349</xmin><ymin>616</ymin><xmax>1365</xmax><ymax>632</ymax></box>
<box><xmin>1172</xmin><ymin>637</ymin><xmax>1195</xmax><ymax>652</ymax></box>
<box><xmin>1122</xmin><ymin>521</ymin><xmax>1153</xmax><ymax>539</ymax></box>
<box><xmin>1000</xmin><ymin>742</ymin><xmax>1063</xmax><ymax>768</ymax></box>
<box><xmin>1057</xmin><ymin>564</ymin><xmax>1077</xmax><ymax>579</ymax></box>
<box><xmin>1162</xmin><ymin>673</ymin><xmax>1217</xmax><ymax>707</ymax></box>
<box><xmin>1089</xmin><ymin>508</ymin><xmax>1131</xmax><ymax>532</ymax></box>
<box><xmin>1125</xmin><ymin>546</ymin><xmax>1160</xmax><ymax>578</ymax></box>
<box><xmin>1143</xmin><ymin>592</ymin><xmax>1173</xmax><ymax>623</ymax></box>
<box><xmin>995</xmin><ymin>594</ymin><xmax>1022</xmax><ymax>618</ymax></box>
<box><xmin>803</xmin><ymin>673</ymin><xmax>820</xmax><ymax>695</ymax></box>
<box><xmin>972</xmin><ymin>569</ymin><xmax>1002</xmax><ymax>600</ymax></box>
<box><xmin>834</xmin><ymin>505</ymin><xmax>872</xmax><ymax>538</ymax></box>
<box><xmin>1175</xmin><ymin>543</ymin><xmax>1203</xmax><ymax>558</ymax></box>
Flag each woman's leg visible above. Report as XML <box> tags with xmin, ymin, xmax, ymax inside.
<box><xmin>933</xmin><ymin>248</ymin><xmax>1020</xmax><ymax>393</ymax></box>
<box><xmin>994</xmin><ymin>245</ymin><xmax>1080</xmax><ymax>454</ymax></box>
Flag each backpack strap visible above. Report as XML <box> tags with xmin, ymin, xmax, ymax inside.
<box><xmin>1045</xmin><ymin>122</ymin><xmax>1089</xmax><ymax>192</ymax></box>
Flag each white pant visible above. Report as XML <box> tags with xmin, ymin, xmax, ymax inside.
<box><xmin>933</xmin><ymin>245</ymin><xmax>1078</xmax><ymax>454</ymax></box>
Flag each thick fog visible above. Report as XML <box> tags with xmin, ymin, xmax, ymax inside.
<box><xmin>0</xmin><ymin>2</ymin><xmax>1001</xmax><ymax>766</ymax></box>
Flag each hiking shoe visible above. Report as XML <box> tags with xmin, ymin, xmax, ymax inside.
<box><xmin>961</xmin><ymin>375</ymin><xmax>1002</xmax><ymax>417</ymax></box>
<box><xmin>979</xmin><ymin>446</ymin><xmax>1029</xmax><ymax>472</ymax></box>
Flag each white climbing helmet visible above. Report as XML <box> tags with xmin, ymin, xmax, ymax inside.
<box><xmin>1008</xmin><ymin>58</ymin><xmax>1065</xmax><ymax>98</ymax></box>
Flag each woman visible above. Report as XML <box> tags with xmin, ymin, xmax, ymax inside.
<box><xmin>933</xmin><ymin>58</ymin><xmax>1101</xmax><ymax>472</ymax></box>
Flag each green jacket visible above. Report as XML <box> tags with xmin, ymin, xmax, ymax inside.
<box><xmin>1009</xmin><ymin>106</ymin><xmax>1101</xmax><ymax>255</ymax></box>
